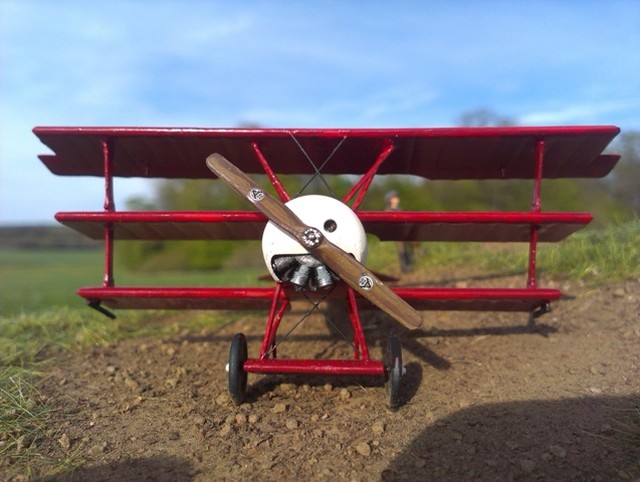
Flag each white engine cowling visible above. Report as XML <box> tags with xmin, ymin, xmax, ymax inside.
<box><xmin>261</xmin><ymin>195</ymin><xmax>367</xmax><ymax>285</ymax></box>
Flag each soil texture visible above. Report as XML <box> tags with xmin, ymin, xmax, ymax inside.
<box><xmin>19</xmin><ymin>274</ymin><xmax>640</xmax><ymax>480</ymax></box>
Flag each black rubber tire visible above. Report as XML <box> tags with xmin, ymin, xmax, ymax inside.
<box><xmin>228</xmin><ymin>333</ymin><xmax>248</xmax><ymax>405</ymax></box>
<box><xmin>384</xmin><ymin>335</ymin><xmax>403</xmax><ymax>410</ymax></box>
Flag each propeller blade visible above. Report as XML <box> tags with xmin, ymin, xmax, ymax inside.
<box><xmin>206</xmin><ymin>153</ymin><xmax>423</xmax><ymax>330</ymax></box>
<box><xmin>312</xmin><ymin>241</ymin><xmax>423</xmax><ymax>330</ymax></box>
<box><xmin>206</xmin><ymin>153</ymin><xmax>307</xmax><ymax>239</ymax></box>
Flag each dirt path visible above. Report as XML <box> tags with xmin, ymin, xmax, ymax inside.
<box><xmin>26</xmin><ymin>277</ymin><xmax>640</xmax><ymax>480</ymax></box>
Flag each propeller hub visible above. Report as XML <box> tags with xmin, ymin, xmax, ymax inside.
<box><xmin>262</xmin><ymin>195</ymin><xmax>367</xmax><ymax>283</ymax></box>
<box><xmin>300</xmin><ymin>227</ymin><xmax>323</xmax><ymax>249</ymax></box>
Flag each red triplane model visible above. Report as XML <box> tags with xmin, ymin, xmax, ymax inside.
<box><xmin>35</xmin><ymin>125</ymin><xmax>619</xmax><ymax>409</ymax></box>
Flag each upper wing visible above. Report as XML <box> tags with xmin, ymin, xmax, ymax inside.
<box><xmin>34</xmin><ymin>125</ymin><xmax>620</xmax><ymax>179</ymax></box>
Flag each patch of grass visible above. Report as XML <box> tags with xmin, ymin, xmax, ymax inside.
<box><xmin>473</xmin><ymin>220</ymin><xmax>640</xmax><ymax>283</ymax></box>
<box><xmin>0</xmin><ymin>306</ymin><xmax>232</xmax><ymax>475</ymax></box>
<box><xmin>539</xmin><ymin>220</ymin><xmax>640</xmax><ymax>281</ymax></box>
<box><xmin>0</xmin><ymin>249</ymin><xmax>105</xmax><ymax>316</ymax></box>
<box><xmin>0</xmin><ymin>308</ymin><xmax>130</xmax><ymax>472</ymax></box>
<box><xmin>0</xmin><ymin>372</ymin><xmax>51</xmax><ymax>472</ymax></box>
<box><xmin>0</xmin><ymin>308</ymin><xmax>233</xmax><ymax>371</ymax></box>
<box><xmin>2</xmin><ymin>308</ymin><xmax>143</xmax><ymax>366</ymax></box>
<box><xmin>370</xmin><ymin>220</ymin><xmax>640</xmax><ymax>284</ymax></box>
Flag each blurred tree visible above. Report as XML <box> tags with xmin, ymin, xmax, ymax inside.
<box><xmin>119</xmin><ymin>173</ymin><xmax>358</xmax><ymax>270</ymax></box>
<box><xmin>456</xmin><ymin>108</ymin><xmax>517</xmax><ymax>127</ymax></box>
<box><xmin>120</xmin><ymin>117</ymin><xmax>634</xmax><ymax>271</ymax></box>
<box><xmin>607</xmin><ymin>130</ymin><xmax>640</xmax><ymax>216</ymax></box>
<box><xmin>452</xmin><ymin>109</ymin><xmax>631</xmax><ymax>220</ymax></box>
<box><xmin>119</xmin><ymin>181</ymin><xmax>256</xmax><ymax>271</ymax></box>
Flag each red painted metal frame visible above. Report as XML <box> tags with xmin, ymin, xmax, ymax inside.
<box><xmin>251</xmin><ymin>142</ymin><xmax>291</xmax><ymax>202</ymax></box>
<box><xmin>342</xmin><ymin>139</ymin><xmax>395</xmax><ymax>210</ymax></box>
<box><xmin>54</xmin><ymin>210</ymin><xmax>592</xmax><ymax>243</ymax></box>
<box><xmin>527</xmin><ymin>139</ymin><xmax>545</xmax><ymax>289</ymax></box>
<box><xmin>102</xmin><ymin>139</ymin><xmax>115</xmax><ymax>287</ymax></box>
<box><xmin>89</xmin><ymin>135</ymin><xmax>390</xmax><ymax>376</ymax></box>
<box><xmin>57</xmin><ymin>210</ymin><xmax>591</xmax><ymax>225</ymax></box>
<box><xmin>77</xmin><ymin>285</ymin><xmax>560</xmax><ymax>312</ymax></box>
<box><xmin>37</xmin><ymin>125</ymin><xmax>619</xmax><ymax>380</ymax></box>
<box><xmin>243</xmin><ymin>283</ymin><xmax>384</xmax><ymax>376</ymax></box>
<box><xmin>259</xmin><ymin>283</ymin><xmax>289</xmax><ymax>359</ymax></box>
<box><xmin>35</xmin><ymin>125</ymin><xmax>620</xmax><ymax>179</ymax></box>
<box><xmin>242</xmin><ymin>359</ymin><xmax>384</xmax><ymax>376</ymax></box>
<box><xmin>347</xmin><ymin>287</ymin><xmax>372</xmax><ymax>362</ymax></box>
<box><xmin>36</xmin><ymin>125</ymin><xmax>619</xmax><ymax>139</ymax></box>
<box><xmin>79</xmin><ymin>286</ymin><xmax>278</xmax><ymax>301</ymax></box>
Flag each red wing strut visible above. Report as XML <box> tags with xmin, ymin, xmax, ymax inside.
<box><xmin>205</xmin><ymin>153</ymin><xmax>423</xmax><ymax>331</ymax></box>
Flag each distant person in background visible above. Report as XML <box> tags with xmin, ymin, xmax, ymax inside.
<box><xmin>385</xmin><ymin>190</ymin><xmax>415</xmax><ymax>273</ymax></box>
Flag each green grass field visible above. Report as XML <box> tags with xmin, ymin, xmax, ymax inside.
<box><xmin>420</xmin><ymin>220</ymin><xmax>640</xmax><ymax>281</ymax></box>
<box><xmin>2</xmin><ymin>219</ymin><xmax>638</xmax><ymax>316</ymax></box>
<box><xmin>0</xmin><ymin>248</ymin><xmax>269</xmax><ymax>317</ymax></box>
<box><xmin>1</xmin><ymin>249</ymin><xmax>103</xmax><ymax>315</ymax></box>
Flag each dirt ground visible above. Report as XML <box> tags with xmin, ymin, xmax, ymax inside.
<box><xmin>18</xmin><ymin>273</ymin><xmax>640</xmax><ymax>480</ymax></box>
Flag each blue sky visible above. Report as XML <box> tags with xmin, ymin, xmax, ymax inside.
<box><xmin>1</xmin><ymin>0</ymin><xmax>639</xmax><ymax>224</ymax></box>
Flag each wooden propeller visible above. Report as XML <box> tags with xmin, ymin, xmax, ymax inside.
<box><xmin>206</xmin><ymin>153</ymin><xmax>423</xmax><ymax>331</ymax></box>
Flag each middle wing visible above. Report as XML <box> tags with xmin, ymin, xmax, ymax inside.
<box><xmin>55</xmin><ymin>210</ymin><xmax>592</xmax><ymax>243</ymax></box>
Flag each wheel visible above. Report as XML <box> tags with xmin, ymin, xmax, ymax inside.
<box><xmin>384</xmin><ymin>335</ymin><xmax>403</xmax><ymax>410</ymax></box>
<box><xmin>228</xmin><ymin>333</ymin><xmax>248</xmax><ymax>405</ymax></box>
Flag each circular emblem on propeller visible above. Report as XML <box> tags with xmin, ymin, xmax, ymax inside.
<box><xmin>358</xmin><ymin>274</ymin><xmax>374</xmax><ymax>290</ymax></box>
<box><xmin>300</xmin><ymin>227</ymin><xmax>323</xmax><ymax>248</ymax></box>
<box><xmin>248</xmin><ymin>188</ymin><xmax>265</xmax><ymax>202</ymax></box>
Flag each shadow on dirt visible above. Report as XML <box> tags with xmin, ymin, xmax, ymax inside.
<box><xmin>395</xmin><ymin>268</ymin><xmax>526</xmax><ymax>288</ymax></box>
<box><xmin>414</xmin><ymin>322</ymin><xmax>557</xmax><ymax>339</ymax></box>
<box><xmin>384</xmin><ymin>315</ymin><xmax>556</xmax><ymax>371</ymax></box>
<box><xmin>176</xmin><ymin>308</ymin><xmax>561</xmax><ymax>408</ymax></box>
<box><xmin>382</xmin><ymin>395</ymin><xmax>640</xmax><ymax>481</ymax></box>
<box><xmin>37</xmin><ymin>456</ymin><xmax>194</xmax><ymax>482</ymax></box>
